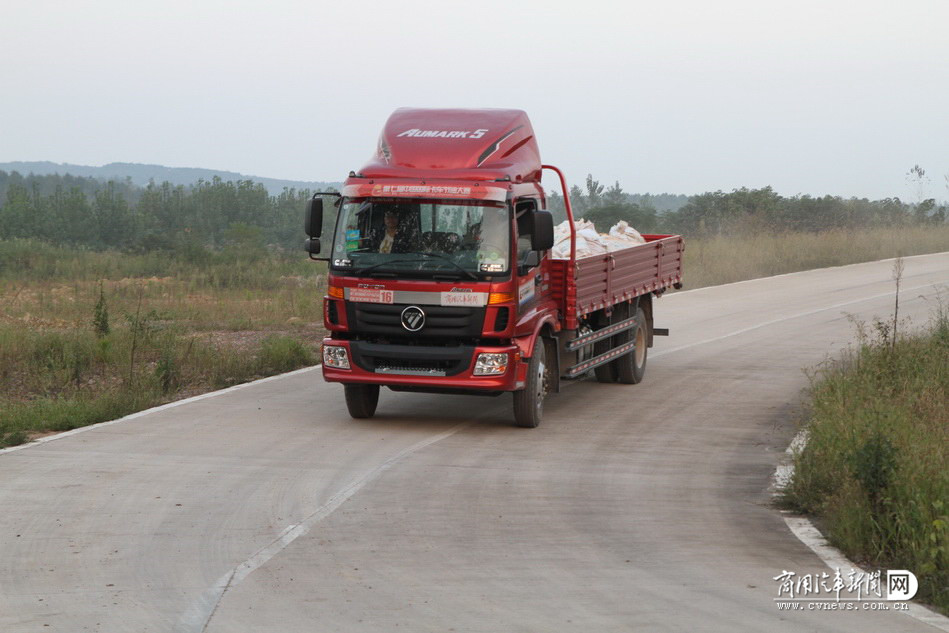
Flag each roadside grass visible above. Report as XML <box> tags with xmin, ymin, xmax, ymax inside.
<box><xmin>0</xmin><ymin>241</ymin><xmax>324</xmax><ymax>448</ymax></box>
<box><xmin>0</xmin><ymin>239</ymin><xmax>325</xmax><ymax>330</ymax></box>
<box><xmin>682</xmin><ymin>225</ymin><xmax>949</xmax><ymax>289</ymax></box>
<box><xmin>0</xmin><ymin>390</ymin><xmax>162</xmax><ymax>445</ymax></box>
<box><xmin>0</xmin><ymin>331</ymin><xmax>316</xmax><ymax>447</ymax></box>
<box><xmin>781</xmin><ymin>306</ymin><xmax>949</xmax><ymax>613</ymax></box>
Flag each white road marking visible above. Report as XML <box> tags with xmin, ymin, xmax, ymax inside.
<box><xmin>781</xmin><ymin>516</ymin><xmax>949</xmax><ymax>630</ymax></box>
<box><xmin>176</xmin><ymin>422</ymin><xmax>470</xmax><ymax>633</ymax></box>
<box><xmin>652</xmin><ymin>282</ymin><xmax>939</xmax><ymax>359</ymax></box>
<box><xmin>664</xmin><ymin>250</ymin><xmax>948</xmax><ymax>297</ymax></box>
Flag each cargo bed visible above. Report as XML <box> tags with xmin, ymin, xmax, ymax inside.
<box><xmin>549</xmin><ymin>234</ymin><xmax>684</xmax><ymax>329</ymax></box>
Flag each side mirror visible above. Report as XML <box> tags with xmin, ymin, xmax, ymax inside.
<box><xmin>305</xmin><ymin>197</ymin><xmax>323</xmax><ymax>238</ymax></box>
<box><xmin>304</xmin><ymin>237</ymin><xmax>321</xmax><ymax>254</ymax></box>
<box><xmin>531</xmin><ymin>210</ymin><xmax>554</xmax><ymax>251</ymax></box>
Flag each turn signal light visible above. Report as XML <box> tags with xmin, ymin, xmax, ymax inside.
<box><xmin>327</xmin><ymin>285</ymin><xmax>344</xmax><ymax>299</ymax></box>
<box><xmin>488</xmin><ymin>292</ymin><xmax>514</xmax><ymax>304</ymax></box>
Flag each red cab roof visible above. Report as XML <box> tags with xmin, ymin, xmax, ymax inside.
<box><xmin>358</xmin><ymin>108</ymin><xmax>541</xmax><ymax>183</ymax></box>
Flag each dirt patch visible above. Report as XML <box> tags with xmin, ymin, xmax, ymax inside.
<box><xmin>198</xmin><ymin>327</ymin><xmax>325</xmax><ymax>352</ymax></box>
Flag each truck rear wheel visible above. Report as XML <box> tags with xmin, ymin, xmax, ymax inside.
<box><xmin>614</xmin><ymin>306</ymin><xmax>648</xmax><ymax>384</ymax></box>
<box><xmin>344</xmin><ymin>384</ymin><xmax>380</xmax><ymax>419</ymax></box>
<box><xmin>593</xmin><ymin>312</ymin><xmax>618</xmax><ymax>383</ymax></box>
<box><xmin>513</xmin><ymin>338</ymin><xmax>548</xmax><ymax>428</ymax></box>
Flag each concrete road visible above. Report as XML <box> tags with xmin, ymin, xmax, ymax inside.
<box><xmin>1</xmin><ymin>253</ymin><xmax>947</xmax><ymax>632</ymax></box>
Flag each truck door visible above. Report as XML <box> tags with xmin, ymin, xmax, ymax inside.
<box><xmin>515</xmin><ymin>199</ymin><xmax>542</xmax><ymax>312</ymax></box>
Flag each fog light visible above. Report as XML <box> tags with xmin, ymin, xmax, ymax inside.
<box><xmin>474</xmin><ymin>352</ymin><xmax>508</xmax><ymax>376</ymax></box>
<box><xmin>323</xmin><ymin>345</ymin><xmax>350</xmax><ymax>369</ymax></box>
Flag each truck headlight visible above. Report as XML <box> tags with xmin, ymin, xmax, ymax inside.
<box><xmin>323</xmin><ymin>345</ymin><xmax>350</xmax><ymax>369</ymax></box>
<box><xmin>474</xmin><ymin>352</ymin><xmax>508</xmax><ymax>376</ymax></box>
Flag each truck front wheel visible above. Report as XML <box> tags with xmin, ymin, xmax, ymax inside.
<box><xmin>513</xmin><ymin>338</ymin><xmax>549</xmax><ymax>428</ymax></box>
<box><xmin>344</xmin><ymin>383</ymin><xmax>380</xmax><ymax>419</ymax></box>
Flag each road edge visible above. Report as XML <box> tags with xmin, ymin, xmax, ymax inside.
<box><xmin>0</xmin><ymin>365</ymin><xmax>321</xmax><ymax>456</ymax></box>
<box><xmin>773</xmin><ymin>431</ymin><xmax>949</xmax><ymax>631</ymax></box>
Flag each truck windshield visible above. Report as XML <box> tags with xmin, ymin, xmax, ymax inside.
<box><xmin>330</xmin><ymin>199</ymin><xmax>510</xmax><ymax>277</ymax></box>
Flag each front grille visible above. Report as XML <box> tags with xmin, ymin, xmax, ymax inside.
<box><xmin>373</xmin><ymin>358</ymin><xmax>453</xmax><ymax>376</ymax></box>
<box><xmin>346</xmin><ymin>302</ymin><xmax>485</xmax><ymax>338</ymax></box>
<box><xmin>349</xmin><ymin>341</ymin><xmax>474</xmax><ymax>376</ymax></box>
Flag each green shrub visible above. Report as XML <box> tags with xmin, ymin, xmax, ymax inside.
<box><xmin>93</xmin><ymin>282</ymin><xmax>110</xmax><ymax>336</ymax></box>
<box><xmin>0</xmin><ymin>430</ymin><xmax>27</xmax><ymax>448</ymax></box>
<box><xmin>155</xmin><ymin>353</ymin><xmax>180</xmax><ymax>394</ymax></box>
<box><xmin>259</xmin><ymin>335</ymin><xmax>314</xmax><ymax>374</ymax></box>
<box><xmin>850</xmin><ymin>429</ymin><xmax>898</xmax><ymax>514</ymax></box>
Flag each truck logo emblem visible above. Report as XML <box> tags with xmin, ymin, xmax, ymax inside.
<box><xmin>401</xmin><ymin>306</ymin><xmax>425</xmax><ymax>332</ymax></box>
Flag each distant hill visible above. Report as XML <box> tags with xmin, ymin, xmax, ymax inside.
<box><xmin>0</xmin><ymin>161</ymin><xmax>340</xmax><ymax>195</ymax></box>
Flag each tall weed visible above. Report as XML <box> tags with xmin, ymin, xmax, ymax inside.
<box><xmin>783</xmin><ymin>308</ymin><xmax>949</xmax><ymax>612</ymax></box>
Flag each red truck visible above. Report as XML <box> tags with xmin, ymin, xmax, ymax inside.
<box><xmin>305</xmin><ymin>108</ymin><xmax>683</xmax><ymax>427</ymax></box>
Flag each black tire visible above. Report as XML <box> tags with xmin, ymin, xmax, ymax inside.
<box><xmin>615</xmin><ymin>306</ymin><xmax>648</xmax><ymax>384</ymax></box>
<box><xmin>594</xmin><ymin>342</ymin><xmax>617</xmax><ymax>381</ymax></box>
<box><xmin>513</xmin><ymin>338</ymin><xmax>549</xmax><ymax>428</ymax></box>
<box><xmin>593</xmin><ymin>311</ymin><xmax>617</xmax><ymax>383</ymax></box>
<box><xmin>344</xmin><ymin>383</ymin><xmax>380</xmax><ymax>419</ymax></box>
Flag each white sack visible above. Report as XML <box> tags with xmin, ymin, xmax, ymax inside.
<box><xmin>549</xmin><ymin>219</ymin><xmax>646</xmax><ymax>259</ymax></box>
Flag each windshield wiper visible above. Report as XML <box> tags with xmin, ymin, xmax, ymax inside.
<box><xmin>354</xmin><ymin>254</ymin><xmax>479</xmax><ymax>281</ymax></box>
<box><xmin>412</xmin><ymin>252</ymin><xmax>479</xmax><ymax>280</ymax></box>
<box><xmin>354</xmin><ymin>259</ymin><xmax>429</xmax><ymax>276</ymax></box>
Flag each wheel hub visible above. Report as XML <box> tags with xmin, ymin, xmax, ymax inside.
<box><xmin>635</xmin><ymin>326</ymin><xmax>646</xmax><ymax>367</ymax></box>
<box><xmin>537</xmin><ymin>359</ymin><xmax>548</xmax><ymax>412</ymax></box>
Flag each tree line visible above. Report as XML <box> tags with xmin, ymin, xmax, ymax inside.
<box><xmin>546</xmin><ymin>173</ymin><xmax>947</xmax><ymax>236</ymax></box>
<box><xmin>1</xmin><ymin>169</ymin><xmax>945</xmax><ymax>255</ymax></box>
<box><xmin>0</xmin><ymin>171</ymin><xmax>314</xmax><ymax>253</ymax></box>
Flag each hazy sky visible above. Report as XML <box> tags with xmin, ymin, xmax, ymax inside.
<box><xmin>2</xmin><ymin>0</ymin><xmax>947</xmax><ymax>200</ymax></box>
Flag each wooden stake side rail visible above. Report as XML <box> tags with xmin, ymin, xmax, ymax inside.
<box><xmin>565</xmin><ymin>341</ymin><xmax>637</xmax><ymax>378</ymax></box>
<box><xmin>548</xmin><ymin>234</ymin><xmax>684</xmax><ymax>330</ymax></box>
<box><xmin>565</xmin><ymin>315</ymin><xmax>639</xmax><ymax>351</ymax></box>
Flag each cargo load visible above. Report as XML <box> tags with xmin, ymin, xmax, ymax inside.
<box><xmin>550</xmin><ymin>219</ymin><xmax>646</xmax><ymax>259</ymax></box>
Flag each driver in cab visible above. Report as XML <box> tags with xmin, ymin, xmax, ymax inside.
<box><xmin>375</xmin><ymin>209</ymin><xmax>414</xmax><ymax>254</ymax></box>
